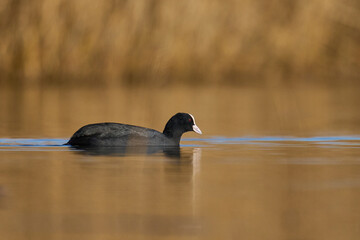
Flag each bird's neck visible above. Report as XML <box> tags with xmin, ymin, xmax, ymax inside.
<box><xmin>163</xmin><ymin>127</ymin><xmax>183</xmax><ymax>144</ymax></box>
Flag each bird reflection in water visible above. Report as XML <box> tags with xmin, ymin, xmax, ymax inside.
<box><xmin>69</xmin><ymin>144</ymin><xmax>195</xmax><ymax>160</ymax></box>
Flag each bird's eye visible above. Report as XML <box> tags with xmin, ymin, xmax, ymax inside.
<box><xmin>188</xmin><ymin>118</ymin><xmax>192</xmax><ymax>122</ymax></box>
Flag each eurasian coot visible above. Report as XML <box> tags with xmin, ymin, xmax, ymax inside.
<box><xmin>66</xmin><ymin>112</ymin><xmax>202</xmax><ymax>147</ymax></box>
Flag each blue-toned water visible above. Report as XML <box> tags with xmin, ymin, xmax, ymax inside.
<box><xmin>2</xmin><ymin>135</ymin><xmax>360</xmax><ymax>147</ymax></box>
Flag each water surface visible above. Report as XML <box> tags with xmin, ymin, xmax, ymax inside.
<box><xmin>1</xmin><ymin>136</ymin><xmax>360</xmax><ymax>240</ymax></box>
<box><xmin>1</xmin><ymin>85</ymin><xmax>360</xmax><ymax>239</ymax></box>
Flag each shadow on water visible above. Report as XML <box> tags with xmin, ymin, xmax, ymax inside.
<box><xmin>0</xmin><ymin>137</ymin><xmax>202</xmax><ymax>161</ymax></box>
<box><xmin>0</xmin><ymin>138</ymin><xmax>204</xmax><ymax>237</ymax></box>
<box><xmin>69</xmin><ymin>145</ymin><xmax>182</xmax><ymax>159</ymax></box>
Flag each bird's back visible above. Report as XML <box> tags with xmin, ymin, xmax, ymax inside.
<box><xmin>67</xmin><ymin>122</ymin><xmax>171</xmax><ymax>147</ymax></box>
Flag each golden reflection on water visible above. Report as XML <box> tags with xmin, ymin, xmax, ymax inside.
<box><xmin>1</xmin><ymin>86</ymin><xmax>360</xmax><ymax>239</ymax></box>
<box><xmin>1</xmin><ymin>143</ymin><xmax>360</xmax><ymax>240</ymax></box>
<box><xmin>0</xmin><ymin>85</ymin><xmax>360</xmax><ymax>138</ymax></box>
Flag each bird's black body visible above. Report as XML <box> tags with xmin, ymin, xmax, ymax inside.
<box><xmin>67</xmin><ymin>123</ymin><xmax>175</xmax><ymax>146</ymax></box>
<box><xmin>66</xmin><ymin>113</ymin><xmax>202</xmax><ymax>147</ymax></box>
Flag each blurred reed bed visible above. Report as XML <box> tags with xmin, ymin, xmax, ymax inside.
<box><xmin>0</xmin><ymin>0</ymin><xmax>360</xmax><ymax>87</ymax></box>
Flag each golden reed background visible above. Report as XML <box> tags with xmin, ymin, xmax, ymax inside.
<box><xmin>1</xmin><ymin>0</ymin><xmax>360</xmax><ymax>87</ymax></box>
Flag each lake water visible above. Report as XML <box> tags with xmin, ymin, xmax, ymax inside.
<box><xmin>1</xmin><ymin>86</ymin><xmax>360</xmax><ymax>239</ymax></box>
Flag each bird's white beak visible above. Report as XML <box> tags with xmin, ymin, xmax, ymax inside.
<box><xmin>192</xmin><ymin>124</ymin><xmax>202</xmax><ymax>134</ymax></box>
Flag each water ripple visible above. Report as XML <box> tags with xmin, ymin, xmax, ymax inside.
<box><xmin>0</xmin><ymin>136</ymin><xmax>360</xmax><ymax>148</ymax></box>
